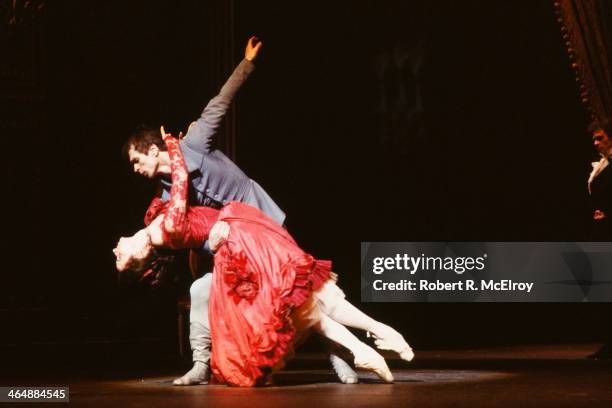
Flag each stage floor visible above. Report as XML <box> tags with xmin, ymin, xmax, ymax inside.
<box><xmin>3</xmin><ymin>344</ymin><xmax>612</xmax><ymax>407</ymax></box>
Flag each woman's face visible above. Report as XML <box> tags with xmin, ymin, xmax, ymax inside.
<box><xmin>113</xmin><ymin>229</ymin><xmax>152</xmax><ymax>271</ymax></box>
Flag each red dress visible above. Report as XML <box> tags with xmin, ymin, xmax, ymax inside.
<box><xmin>146</xmin><ymin>136</ymin><xmax>331</xmax><ymax>386</ymax></box>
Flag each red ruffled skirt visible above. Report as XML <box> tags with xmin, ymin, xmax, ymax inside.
<box><xmin>208</xmin><ymin>202</ymin><xmax>331</xmax><ymax>386</ymax></box>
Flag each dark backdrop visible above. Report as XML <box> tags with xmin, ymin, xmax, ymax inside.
<box><xmin>2</xmin><ymin>0</ymin><xmax>607</xmax><ymax>368</ymax></box>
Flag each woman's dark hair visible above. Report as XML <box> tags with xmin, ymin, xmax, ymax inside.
<box><xmin>118</xmin><ymin>247</ymin><xmax>177</xmax><ymax>287</ymax></box>
<box><xmin>122</xmin><ymin>125</ymin><xmax>167</xmax><ymax>158</ymax></box>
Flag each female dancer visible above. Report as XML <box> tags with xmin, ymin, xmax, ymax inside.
<box><xmin>114</xmin><ymin>130</ymin><xmax>413</xmax><ymax>386</ymax></box>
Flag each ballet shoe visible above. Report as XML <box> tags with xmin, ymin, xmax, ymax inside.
<box><xmin>173</xmin><ymin>361</ymin><xmax>209</xmax><ymax>386</ymax></box>
<box><xmin>367</xmin><ymin>323</ymin><xmax>414</xmax><ymax>362</ymax></box>
<box><xmin>353</xmin><ymin>347</ymin><xmax>394</xmax><ymax>383</ymax></box>
<box><xmin>397</xmin><ymin>347</ymin><xmax>415</xmax><ymax>362</ymax></box>
<box><xmin>330</xmin><ymin>353</ymin><xmax>359</xmax><ymax>384</ymax></box>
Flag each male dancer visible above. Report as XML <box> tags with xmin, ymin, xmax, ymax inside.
<box><xmin>587</xmin><ymin>119</ymin><xmax>612</xmax><ymax>359</ymax></box>
<box><xmin>124</xmin><ymin>37</ymin><xmax>359</xmax><ymax>384</ymax></box>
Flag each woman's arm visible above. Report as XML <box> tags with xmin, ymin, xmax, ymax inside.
<box><xmin>147</xmin><ymin>126</ymin><xmax>221</xmax><ymax>250</ymax></box>
<box><xmin>159</xmin><ymin>127</ymin><xmax>190</xmax><ymax>248</ymax></box>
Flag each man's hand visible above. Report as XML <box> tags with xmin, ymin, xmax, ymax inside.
<box><xmin>209</xmin><ymin>221</ymin><xmax>230</xmax><ymax>252</ymax></box>
<box><xmin>594</xmin><ymin>209</ymin><xmax>606</xmax><ymax>221</ymax></box>
<box><xmin>245</xmin><ymin>36</ymin><xmax>263</xmax><ymax>62</ymax></box>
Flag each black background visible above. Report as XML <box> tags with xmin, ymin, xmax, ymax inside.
<box><xmin>3</xmin><ymin>0</ymin><xmax>607</xmax><ymax>368</ymax></box>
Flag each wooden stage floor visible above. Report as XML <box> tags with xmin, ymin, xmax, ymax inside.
<box><xmin>2</xmin><ymin>344</ymin><xmax>611</xmax><ymax>407</ymax></box>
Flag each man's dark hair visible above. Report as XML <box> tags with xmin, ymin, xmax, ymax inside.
<box><xmin>122</xmin><ymin>125</ymin><xmax>167</xmax><ymax>158</ymax></box>
<box><xmin>588</xmin><ymin>117</ymin><xmax>612</xmax><ymax>136</ymax></box>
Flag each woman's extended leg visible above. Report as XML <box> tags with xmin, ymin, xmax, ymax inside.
<box><xmin>312</xmin><ymin>314</ymin><xmax>394</xmax><ymax>383</ymax></box>
<box><xmin>319</xmin><ymin>292</ymin><xmax>414</xmax><ymax>362</ymax></box>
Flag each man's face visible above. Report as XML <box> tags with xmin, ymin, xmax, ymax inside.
<box><xmin>128</xmin><ymin>144</ymin><xmax>160</xmax><ymax>178</ymax></box>
<box><xmin>592</xmin><ymin>129</ymin><xmax>612</xmax><ymax>156</ymax></box>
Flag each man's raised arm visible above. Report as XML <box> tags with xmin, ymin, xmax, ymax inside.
<box><xmin>183</xmin><ymin>36</ymin><xmax>263</xmax><ymax>154</ymax></box>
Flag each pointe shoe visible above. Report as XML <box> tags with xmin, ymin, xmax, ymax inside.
<box><xmin>353</xmin><ymin>347</ymin><xmax>394</xmax><ymax>383</ymax></box>
<box><xmin>367</xmin><ymin>324</ymin><xmax>414</xmax><ymax>362</ymax></box>
<box><xmin>173</xmin><ymin>361</ymin><xmax>209</xmax><ymax>386</ymax></box>
<box><xmin>330</xmin><ymin>353</ymin><xmax>359</xmax><ymax>384</ymax></box>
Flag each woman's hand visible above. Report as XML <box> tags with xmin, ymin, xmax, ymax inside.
<box><xmin>209</xmin><ymin>221</ymin><xmax>230</xmax><ymax>252</ymax></box>
<box><xmin>160</xmin><ymin>125</ymin><xmax>169</xmax><ymax>139</ymax></box>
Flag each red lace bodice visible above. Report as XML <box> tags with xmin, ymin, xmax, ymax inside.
<box><xmin>143</xmin><ymin>136</ymin><xmax>220</xmax><ymax>249</ymax></box>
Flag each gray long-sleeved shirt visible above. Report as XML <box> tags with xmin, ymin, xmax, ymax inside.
<box><xmin>160</xmin><ymin>59</ymin><xmax>285</xmax><ymax>226</ymax></box>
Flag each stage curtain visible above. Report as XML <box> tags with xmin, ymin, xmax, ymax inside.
<box><xmin>555</xmin><ymin>0</ymin><xmax>612</xmax><ymax>124</ymax></box>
